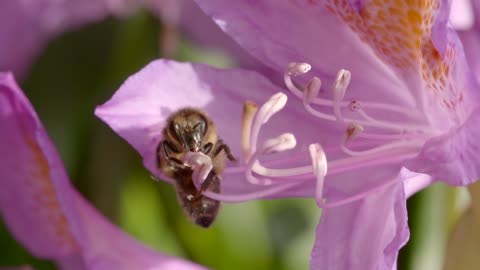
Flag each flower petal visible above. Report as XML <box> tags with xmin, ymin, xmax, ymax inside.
<box><xmin>0</xmin><ymin>0</ymin><xmax>132</xmax><ymax>76</ymax></box>
<box><xmin>0</xmin><ymin>72</ymin><xmax>207</xmax><ymax>270</ymax></box>
<box><xmin>407</xmin><ymin>106</ymin><xmax>480</xmax><ymax>186</ymax></box>
<box><xmin>95</xmin><ymin>59</ymin><xmax>328</xmax><ymax>196</ymax></box>
<box><xmin>311</xmin><ymin>179</ymin><xmax>408</xmax><ymax>270</ymax></box>
<box><xmin>458</xmin><ymin>29</ymin><xmax>480</xmax><ymax>82</ymax></box>
<box><xmin>449</xmin><ymin>0</ymin><xmax>474</xmax><ymax>30</ymax></box>
<box><xmin>0</xmin><ymin>72</ymin><xmax>79</xmax><ymax>258</ymax></box>
<box><xmin>72</xmin><ymin>190</ymin><xmax>208</xmax><ymax>270</ymax></box>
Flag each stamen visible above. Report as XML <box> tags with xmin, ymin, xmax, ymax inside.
<box><xmin>303</xmin><ymin>77</ymin><xmax>321</xmax><ymax>105</ymax></box>
<box><xmin>202</xmin><ymin>182</ymin><xmax>303</xmax><ymax>203</ymax></box>
<box><xmin>261</xmin><ymin>133</ymin><xmax>297</xmax><ymax>154</ymax></box>
<box><xmin>249</xmin><ymin>92</ymin><xmax>288</xmax><ymax>156</ymax></box>
<box><xmin>309</xmin><ymin>144</ymin><xmax>328</xmax><ymax>207</ymax></box>
<box><xmin>183</xmin><ymin>151</ymin><xmax>213</xmax><ymax>190</ymax></box>
<box><xmin>241</xmin><ymin>101</ymin><xmax>258</xmax><ymax>161</ymax></box>
<box><xmin>219</xmin><ymin>63</ymin><xmax>434</xmax><ymax>208</ymax></box>
<box><xmin>283</xmin><ymin>63</ymin><xmax>433</xmax><ymax>135</ymax></box>
<box><xmin>333</xmin><ymin>69</ymin><xmax>351</xmax><ymax>125</ymax></box>
<box><xmin>341</xmin><ymin>139</ymin><xmax>423</xmax><ymax>157</ymax></box>
<box><xmin>246</xmin><ymin>133</ymin><xmax>297</xmax><ymax>185</ymax></box>
<box><xmin>249</xmin><ymin>148</ymin><xmax>415</xmax><ymax>179</ymax></box>
<box><xmin>287</xmin><ymin>62</ymin><xmax>311</xmax><ymax>76</ymax></box>
<box><xmin>345</xmin><ymin>122</ymin><xmax>364</xmax><ymax>142</ymax></box>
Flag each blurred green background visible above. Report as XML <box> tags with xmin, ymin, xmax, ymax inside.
<box><xmin>0</xmin><ymin>8</ymin><xmax>469</xmax><ymax>270</ymax></box>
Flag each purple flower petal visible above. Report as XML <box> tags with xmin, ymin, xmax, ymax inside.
<box><xmin>450</xmin><ymin>0</ymin><xmax>474</xmax><ymax>30</ymax></box>
<box><xmin>0</xmin><ymin>72</ymin><xmax>78</xmax><ymax>258</ymax></box>
<box><xmin>458</xmin><ymin>29</ymin><xmax>480</xmax><ymax>82</ymax></box>
<box><xmin>0</xmin><ymin>72</ymin><xmax>207</xmax><ymax>270</ymax></box>
<box><xmin>311</xmin><ymin>180</ymin><xmax>408</xmax><ymax>270</ymax></box>
<box><xmin>407</xmin><ymin>106</ymin><xmax>480</xmax><ymax>186</ymax></box>
<box><xmin>0</xmin><ymin>0</ymin><xmax>132</xmax><ymax>76</ymax></box>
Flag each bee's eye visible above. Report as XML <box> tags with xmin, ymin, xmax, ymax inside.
<box><xmin>169</xmin><ymin>122</ymin><xmax>182</xmax><ymax>139</ymax></box>
<box><xmin>193</xmin><ymin>120</ymin><xmax>206</xmax><ymax>135</ymax></box>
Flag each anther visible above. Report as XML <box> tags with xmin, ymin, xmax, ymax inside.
<box><xmin>261</xmin><ymin>133</ymin><xmax>297</xmax><ymax>154</ymax></box>
<box><xmin>345</xmin><ymin>122</ymin><xmax>364</xmax><ymax>141</ymax></box>
<box><xmin>183</xmin><ymin>151</ymin><xmax>213</xmax><ymax>189</ymax></box>
<box><xmin>250</xmin><ymin>92</ymin><xmax>288</xmax><ymax>155</ymax></box>
<box><xmin>333</xmin><ymin>69</ymin><xmax>350</xmax><ymax>100</ymax></box>
<box><xmin>241</xmin><ymin>100</ymin><xmax>258</xmax><ymax>161</ymax></box>
<box><xmin>309</xmin><ymin>144</ymin><xmax>327</xmax><ymax>207</ymax></box>
<box><xmin>259</xmin><ymin>92</ymin><xmax>288</xmax><ymax>124</ymax></box>
<box><xmin>304</xmin><ymin>77</ymin><xmax>321</xmax><ymax>104</ymax></box>
<box><xmin>333</xmin><ymin>69</ymin><xmax>351</xmax><ymax>124</ymax></box>
<box><xmin>287</xmin><ymin>62</ymin><xmax>311</xmax><ymax>76</ymax></box>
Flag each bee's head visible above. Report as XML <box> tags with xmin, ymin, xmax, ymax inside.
<box><xmin>170</xmin><ymin>112</ymin><xmax>207</xmax><ymax>152</ymax></box>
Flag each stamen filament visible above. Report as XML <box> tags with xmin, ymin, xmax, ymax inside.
<box><xmin>202</xmin><ymin>182</ymin><xmax>303</xmax><ymax>203</ymax></box>
<box><xmin>250</xmin><ymin>147</ymin><xmax>417</xmax><ymax>178</ymax></box>
<box><xmin>249</xmin><ymin>92</ymin><xmax>287</xmax><ymax>156</ymax></box>
<box><xmin>341</xmin><ymin>140</ymin><xmax>423</xmax><ymax>157</ymax></box>
<box><xmin>284</xmin><ymin>63</ymin><xmax>431</xmax><ymax>134</ymax></box>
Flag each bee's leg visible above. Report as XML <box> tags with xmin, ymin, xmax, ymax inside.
<box><xmin>160</xmin><ymin>140</ymin><xmax>187</xmax><ymax>169</ymax></box>
<box><xmin>193</xmin><ymin>170</ymin><xmax>217</xmax><ymax>199</ymax></box>
<box><xmin>202</xmin><ymin>142</ymin><xmax>214</xmax><ymax>155</ymax></box>
<box><xmin>213</xmin><ymin>139</ymin><xmax>236</xmax><ymax>161</ymax></box>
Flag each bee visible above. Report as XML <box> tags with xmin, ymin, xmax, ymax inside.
<box><xmin>157</xmin><ymin>108</ymin><xmax>236</xmax><ymax>228</ymax></box>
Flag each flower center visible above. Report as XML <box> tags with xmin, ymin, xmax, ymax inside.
<box><xmin>190</xmin><ymin>63</ymin><xmax>432</xmax><ymax>207</ymax></box>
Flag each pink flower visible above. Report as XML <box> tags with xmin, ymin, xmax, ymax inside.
<box><xmin>0</xmin><ymin>72</ymin><xmax>207</xmax><ymax>270</ymax></box>
<box><xmin>0</xmin><ymin>0</ymin><xmax>265</xmax><ymax>78</ymax></box>
<box><xmin>96</xmin><ymin>0</ymin><xmax>480</xmax><ymax>269</ymax></box>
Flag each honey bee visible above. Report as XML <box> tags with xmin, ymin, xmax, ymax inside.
<box><xmin>157</xmin><ymin>108</ymin><xmax>236</xmax><ymax>228</ymax></box>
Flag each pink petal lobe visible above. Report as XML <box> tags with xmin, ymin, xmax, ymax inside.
<box><xmin>0</xmin><ymin>0</ymin><xmax>133</xmax><ymax>76</ymax></box>
<box><xmin>0</xmin><ymin>72</ymin><xmax>208</xmax><ymax>270</ymax></box>
<box><xmin>407</xmin><ymin>106</ymin><xmax>480</xmax><ymax>186</ymax></box>
<box><xmin>72</xmin><ymin>191</ymin><xmax>208</xmax><ymax>270</ymax></box>
<box><xmin>0</xmin><ymin>72</ymin><xmax>79</xmax><ymax>258</ymax></box>
<box><xmin>311</xmin><ymin>179</ymin><xmax>408</xmax><ymax>270</ymax></box>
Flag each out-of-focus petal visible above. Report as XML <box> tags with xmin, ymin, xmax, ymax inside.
<box><xmin>459</xmin><ymin>30</ymin><xmax>480</xmax><ymax>82</ymax></box>
<box><xmin>450</xmin><ymin>0</ymin><xmax>474</xmax><ymax>30</ymax></box>
<box><xmin>444</xmin><ymin>181</ymin><xmax>480</xmax><ymax>270</ymax></box>
<box><xmin>72</xmin><ymin>190</ymin><xmax>208</xmax><ymax>270</ymax></box>
<box><xmin>0</xmin><ymin>0</ymin><xmax>134</xmax><ymax>76</ymax></box>
<box><xmin>0</xmin><ymin>72</ymin><xmax>79</xmax><ymax>258</ymax></box>
<box><xmin>311</xmin><ymin>180</ymin><xmax>408</xmax><ymax>270</ymax></box>
<box><xmin>95</xmin><ymin>59</ymin><xmax>328</xmax><ymax>196</ymax></box>
<box><xmin>0</xmin><ymin>72</ymin><xmax>207</xmax><ymax>270</ymax></box>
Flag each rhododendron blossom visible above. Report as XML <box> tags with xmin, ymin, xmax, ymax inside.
<box><xmin>96</xmin><ymin>0</ymin><xmax>480</xmax><ymax>269</ymax></box>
